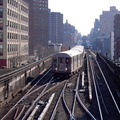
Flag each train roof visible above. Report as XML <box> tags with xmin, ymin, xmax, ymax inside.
<box><xmin>71</xmin><ymin>45</ymin><xmax>84</xmax><ymax>53</ymax></box>
<box><xmin>54</xmin><ymin>49</ymin><xmax>81</xmax><ymax>58</ymax></box>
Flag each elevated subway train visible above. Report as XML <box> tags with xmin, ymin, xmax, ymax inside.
<box><xmin>52</xmin><ymin>45</ymin><xmax>85</xmax><ymax>78</ymax></box>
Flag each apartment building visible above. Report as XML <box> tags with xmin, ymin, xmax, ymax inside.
<box><xmin>100</xmin><ymin>6</ymin><xmax>120</xmax><ymax>36</ymax></box>
<box><xmin>48</xmin><ymin>10</ymin><xmax>63</xmax><ymax>44</ymax></box>
<box><xmin>26</xmin><ymin>0</ymin><xmax>48</xmax><ymax>58</ymax></box>
<box><xmin>114</xmin><ymin>14</ymin><xmax>120</xmax><ymax>61</ymax></box>
<box><xmin>0</xmin><ymin>0</ymin><xmax>29</xmax><ymax>68</ymax></box>
<box><xmin>63</xmin><ymin>20</ymin><xmax>76</xmax><ymax>47</ymax></box>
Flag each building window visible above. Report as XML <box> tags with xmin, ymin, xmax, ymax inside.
<box><xmin>0</xmin><ymin>32</ymin><xmax>3</xmax><ymax>41</ymax></box>
<box><xmin>0</xmin><ymin>20</ymin><xmax>3</xmax><ymax>30</ymax></box>
<box><xmin>0</xmin><ymin>0</ymin><xmax>3</xmax><ymax>6</ymax></box>
<box><xmin>0</xmin><ymin>44</ymin><xmax>3</xmax><ymax>55</ymax></box>
<box><xmin>0</xmin><ymin>8</ymin><xmax>3</xmax><ymax>17</ymax></box>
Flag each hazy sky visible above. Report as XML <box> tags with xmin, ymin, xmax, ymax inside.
<box><xmin>49</xmin><ymin>0</ymin><xmax>120</xmax><ymax>35</ymax></box>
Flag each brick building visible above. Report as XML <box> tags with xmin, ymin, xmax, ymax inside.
<box><xmin>26</xmin><ymin>0</ymin><xmax>48</xmax><ymax>58</ymax></box>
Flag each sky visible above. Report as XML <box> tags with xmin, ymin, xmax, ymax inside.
<box><xmin>49</xmin><ymin>0</ymin><xmax>120</xmax><ymax>35</ymax></box>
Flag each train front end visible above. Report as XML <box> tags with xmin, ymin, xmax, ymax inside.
<box><xmin>52</xmin><ymin>53</ymin><xmax>71</xmax><ymax>78</ymax></box>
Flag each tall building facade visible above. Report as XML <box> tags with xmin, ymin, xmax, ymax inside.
<box><xmin>63</xmin><ymin>20</ymin><xmax>76</xmax><ymax>47</ymax></box>
<box><xmin>48</xmin><ymin>10</ymin><xmax>63</xmax><ymax>44</ymax></box>
<box><xmin>100</xmin><ymin>6</ymin><xmax>120</xmax><ymax>36</ymax></box>
<box><xmin>26</xmin><ymin>0</ymin><xmax>48</xmax><ymax>58</ymax></box>
<box><xmin>114</xmin><ymin>14</ymin><xmax>120</xmax><ymax>61</ymax></box>
<box><xmin>0</xmin><ymin>0</ymin><xmax>29</xmax><ymax>68</ymax></box>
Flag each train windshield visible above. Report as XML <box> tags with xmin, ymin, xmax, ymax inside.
<box><xmin>59</xmin><ymin>57</ymin><xmax>64</xmax><ymax>63</ymax></box>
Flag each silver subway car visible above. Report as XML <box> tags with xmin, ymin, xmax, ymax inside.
<box><xmin>52</xmin><ymin>45</ymin><xmax>84</xmax><ymax>78</ymax></box>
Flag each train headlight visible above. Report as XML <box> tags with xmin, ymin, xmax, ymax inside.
<box><xmin>65</xmin><ymin>68</ymin><xmax>68</xmax><ymax>71</ymax></box>
<box><xmin>55</xmin><ymin>67</ymin><xmax>58</xmax><ymax>71</ymax></box>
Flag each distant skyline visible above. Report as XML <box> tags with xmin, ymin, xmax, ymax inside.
<box><xmin>49</xmin><ymin>0</ymin><xmax>120</xmax><ymax>35</ymax></box>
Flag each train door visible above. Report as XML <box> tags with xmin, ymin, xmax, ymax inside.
<box><xmin>80</xmin><ymin>54</ymin><xmax>81</xmax><ymax>66</ymax></box>
<box><xmin>73</xmin><ymin>57</ymin><xmax>74</xmax><ymax>71</ymax></box>
<box><xmin>77</xmin><ymin>55</ymin><xmax>79</xmax><ymax>68</ymax></box>
<box><xmin>77</xmin><ymin>55</ymin><xmax>78</xmax><ymax>68</ymax></box>
<box><xmin>58</xmin><ymin>57</ymin><xmax>65</xmax><ymax>71</ymax></box>
<box><xmin>74</xmin><ymin>56</ymin><xmax>77</xmax><ymax>70</ymax></box>
<box><xmin>79</xmin><ymin>54</ymin><xmax>80</xmax><ymax>67</ymax></box>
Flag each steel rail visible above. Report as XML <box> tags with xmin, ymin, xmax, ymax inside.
<box><xmin>62</xmin><ymin>90</ymin><xmax>76</xmax><ymax>120</ymax></box>
<box><xmin>38</xmin><ymin>93</ymin><xmax>55</xmax><ymax>120</ymax></box>
<box><xmin>23</xmin><ymin>78</ymin><xmax>68</xmax><ymax>120</ymax></box>
<box><xmin>86</xmin><ymin>53</ymin><xmax>92</xmax><ymax>100</ymax></box>
<box><xmin>72</xmin><ymin>73</ymin><xmax>80</xmax><ymax>116</ymax></box>
<box><xmin>13</xmin><ymin>107</ymin><xmax>20</xmax><ymax>120</ymax></box>
<box><xmin>75</xmin><ymin>71</ymin><xmax>96</xmax><ymax>120</ymax></box>
<box><xmin>76</xmin><ymin>91</ymin><xmax>96</xmax><ymax>120</ymax></box>
<box><xmin>95</xmin><ymin>75</ymin><xmax>109</xmax><ymax>115</ymax></box>
<box><xmin>0</xmin><ymin>60</ymin><xmax>41</xmax><ymax>82</ymax></box>
<box><xmin>0</xmin><ymin>56</ymin><xmax>52</xmax><ymax>83</ymax></box>
<box><xmin>1</xmin><ymin>68</ymin><xmax>52</xmax><ymax>120</ymax></box>
<box><xmin>61</xmin><ymin>74</ymin><xmax>80</xmax><ymax>120</ymax></box>
<box><xmin>22</xmin><ymin>81</ymin><xmax>50</xmax><ymax>120</ymax></box>
<box><xmin>98</xmin><ymin>54</ymin><xmax>114</xmax><ymax>73</ymax></box>
<box><xmin>95</xmin><ymin>59</ymin><xmax>120</xmax><ymax>115</ymax></box>
<box><xmin>15</xmin><ymin>105</ymin><xmax>26</xmax><ymax>120</ymax></box>
<box><xmin>89</xmin><ymin>55</ymin><xmax>103</xmax><ymax>120</ymax></box>
<box><xmin>22</xmin><ymin>68</ymin><xmax>52</xmax><ymax>98</ymax></box>
<box><xmin>90</xmin><ymin>50</ymin><xmax>120</xmax><ymax>116</ymax></box>
<box><xmin>25</xmin><ymin>76</ymin><xmax>57</xmax><ymax>98</ymax></box>
<box><xmin>50</xmin><ymin>81</ymin><xmax>68</xmax><ymax>120</ymax></box>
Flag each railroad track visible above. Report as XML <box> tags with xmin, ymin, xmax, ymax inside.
<box><xmin>1</xmin><ymin>50</ymin><xmax>120</xmax><ymax>120</ymax></box>
<box><xmin>1</xmin><ymin>68</ymin><xmax>54</xmax><ymax>120</ymax></box>
<box><xmin>12</xmin><ymin>72</ymin><xmax>94</xmax><ymax>119</ymax></box>
<box><xmin>49</xmin><ymin>72</ymin><xmax>96</xmax><ymax>120</ymax></box>
<box><xmin>88</xmin><ymin>50</ymin><xmax>120</xmax><ymax>119</ymax></box>
<box><xmin>0</xmin><ymin>68</ymin><xmax>72</xmax><ymax>120</ymax></box>
<box><xmin>62</xmin><ymin>73</ymin><xmax>96</xmax><ymax>120</ymax></box>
